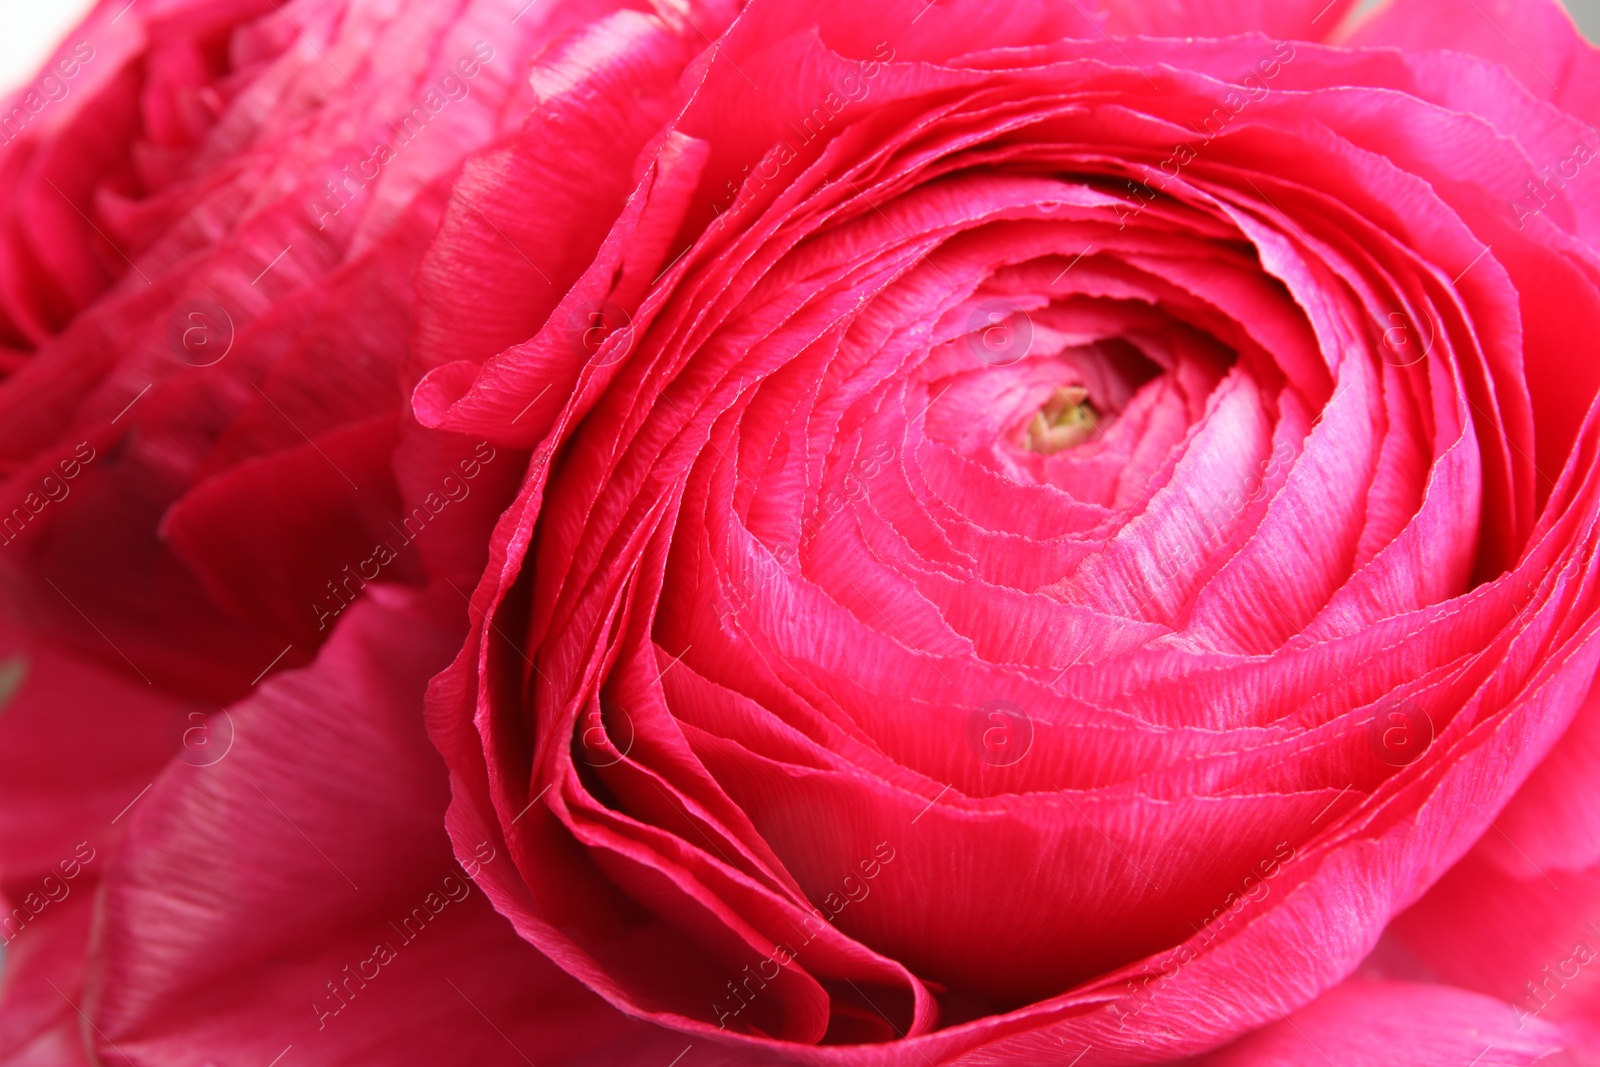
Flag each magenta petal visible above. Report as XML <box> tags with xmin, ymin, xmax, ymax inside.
<box><xmin>0</xmin><ymin>615</ymin><xmax>175</xmax><ymax>884</ymax></box>
<box><xmin>9</xmin><ymin>0</ymin><xmax>1600</xmax><ymax>1064</ymax></box>
<box><xmin>0</xmin><ymin>895</ymin><xmax>97</xmax><ymax>1067</ymax></box>
<box><xmin>1193</xmin><ymin>978</ymin><xmax>1570</xmax><ymax>1066</ymax></box>
<box><xmin>1347</xmin><ymin>0</ymin><xmax>1600</xmax><ymax>120</ymax></box>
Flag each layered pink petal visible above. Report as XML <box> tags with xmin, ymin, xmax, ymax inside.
<box><xmin>1191</xmin><ymin>978</ymin><xmax>1572</xmax><ymax>1067</ymax></box>
<box><xmin>421</xmin><ymin>1</ymin><xmax>1600</xmax><ymax>1061</ymax></box>
<box><xmin>87</xmin><ymin>584</ymin><xmax>777</xmax><ymax>1066</ymax></box>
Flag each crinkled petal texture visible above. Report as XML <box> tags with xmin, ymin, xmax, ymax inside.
<box><xmin>0</xmin><ymin>0</ymin><xmax>646</xmax><ymax>698</ymax></box>
<box><xmin>422</xmin><ymin>0</ymin><xmax>1600</xmax><ymax>1062</ymax></box>
<box><xmin>0</xmin><ymin>0</ymin><xmax>755</xmax><ymax>1062</ymax></box>
<box><xmin>0</xmin><ymin>583</ymin><xmax>791</xmax><ymax>1067</ymax></box>
<box><xmin>1186</xmin><ymin>978</ymin><xmax>1576</xmax><ymax>1066</ymax></box>
<box><xmin>3</xmin><ymin>0</ymin><xmax>1600</xmax><ymax>1063</ymax></box>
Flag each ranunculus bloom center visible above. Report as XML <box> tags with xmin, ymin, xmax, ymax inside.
<box><xmin>1025</xmin><ymin>385</ymin><xmax>1098</xmax><ymax>453</ymax></box>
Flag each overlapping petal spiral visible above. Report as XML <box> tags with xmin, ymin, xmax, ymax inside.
<box><xmin>424</xmin><ymin>1</ymin><xmax>1600</xmax><ymax>1062</ymax></box>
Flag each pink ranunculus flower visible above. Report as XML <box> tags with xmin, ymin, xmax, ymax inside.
<box><xmin>2</xmin><ymin>0</ymin><xmax>1600</xmax><ymax>1063</ymax></box>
